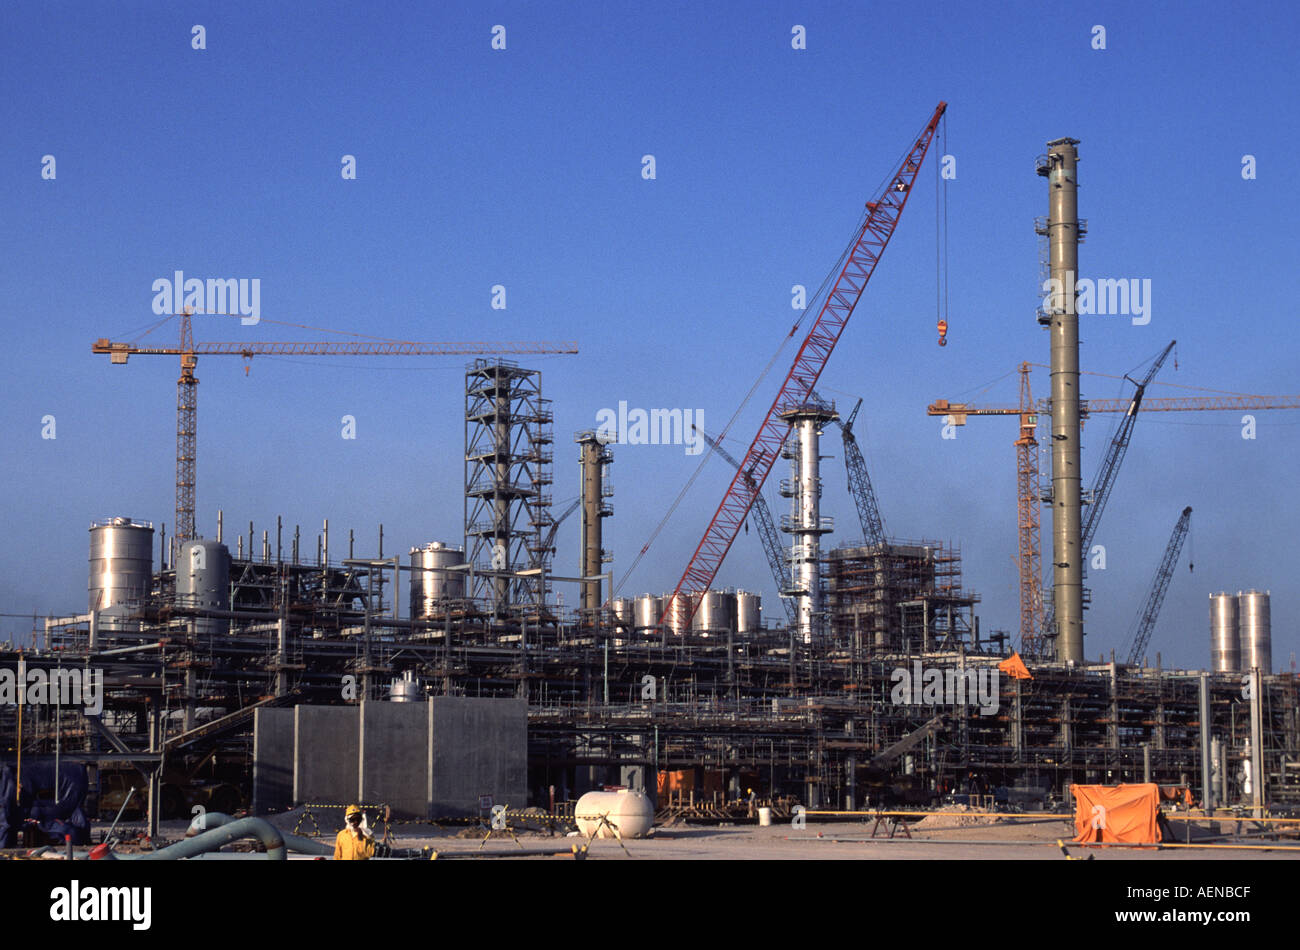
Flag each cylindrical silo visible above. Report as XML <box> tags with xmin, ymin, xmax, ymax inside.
<box><xmin>175</xmin><ymin>539</ymin><xmax>231</xmax><ymax>636</ymax></box>
<box><xmin>661</xmin><ymin>592</ymin><xmax>692</xmax><ymax>637</ymax></box>
<box><xmin>88</xmin><ymin>518</ymin><xmax>155</xmax><ymax>630</ymax></box>
<box><xmin>634</xmin><ymin>594</ymin><xmax>661</xmax><ymax>634</ymax></box>
<box><xmin>1209</xmin><ymin>592</ymin><xmax>1240</xmax><ymax>673</ymax></box>
<box><xmin>410</xmin><ymin>542</ymin><xmax>465</xmax><ymax>620</ymax></box>
<box><xmin>736</xmin><ymin>590</ymin><xmax>762</xmax><ymax>634</ymax></box>
<box><xmin>612</xmin><ymin>597</ymin><xmax>635</xmax><ymax>632</ymax></box>
<box><xmin>693</xmin><ymin>590</ymin><xmax>737</xmax><ymax>635</ymax></box>
<box><xmin>1237</xmin><ymin>590</ymin><xmax>1272</xmax><ymax>673</ymax></box>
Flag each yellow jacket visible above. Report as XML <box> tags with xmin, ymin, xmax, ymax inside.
<box><xmin>333</xmin><ymin>828</ymin><xmax>376</xmax><ymax>860</ymax></box>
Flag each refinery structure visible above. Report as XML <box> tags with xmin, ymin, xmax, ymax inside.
<box><xmin>5</xmin><ymin>104</ymin><xmax>1298</xmax><ymax>841</ymax></box>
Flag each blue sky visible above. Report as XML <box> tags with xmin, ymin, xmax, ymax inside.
<box><xmin>1</xmin><ymin>0</ymin><xmax>1297</xmax><ymax>670</ymax></box>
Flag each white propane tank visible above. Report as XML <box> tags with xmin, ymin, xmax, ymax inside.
<box><xmin>574</xmin><ymin>788</ymin><xmax>655</xmax><ymax>839</ymax></box>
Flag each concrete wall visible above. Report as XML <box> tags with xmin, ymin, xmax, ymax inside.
<box><xmin>428</xmin><ymin>697</ymin><xmax>527</xmax><ymax>818</ymax></box>
<box><xmin>251</xmin><ymin>707</ymin><xmax>295</xmax><ymax>814</ymax></box>
<box><xmin>293</xmin><ymin>705</ymin><xmax>360</xmax><ymax>806</ymax></box>
<box><xmin>359</xmin><ymin>701</ymin><xmax>429</xmax><ymax>818</ymax></box>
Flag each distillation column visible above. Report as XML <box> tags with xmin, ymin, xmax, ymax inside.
<box><xmin>1040</xmin><ymin>137</ymin><xmax>1084</xmax><ymax>664</ymax></box>
<box><xmin>779</xmin><ymin>401</ymin><xmax>837</xmax><ymax>644</ymax></box>
<box><xmin>576</xmin><ymin>431</ymin><xmax>613</xmax><ymax>612</ymax></box>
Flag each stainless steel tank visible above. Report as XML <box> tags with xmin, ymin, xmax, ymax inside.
<box><xmin>1209</xmin><ymin>592</ymin><xmax>1239</xmax><ymax>673</ymax></box>
<box><xmin>661</xmin><ymin>592</ymin><xmax>692</xmax><ymax>636</ymax></box>
<box><xmin>693</xmin><ymin>590</ymin><xmax>737</xmax><ymax>634</ymax></box>
<box><xmin>736</xmin><ymin>590</ymin><xmax>762</xmax><ymax>634</ymax></box>
<box><xmin>1237</xmin><ymin>590</ymin><xmax>1272</xmax><ymax>673</ymax></box>
<box><xmin>390</xmin><ymin>670</ymin><xmax>421</xmax><ymax>702</ymax></box>
<box><xmin>175</xmin><ymin>539</ymin><xmax>231</xmax><ymax>635</ymax></box>
<box><xmin>633</xmin><ymin>594</ymin><xmax>661</xmax><ymax>633</ymax></box>
<box><xmin>410</xmin><ymin>542</ymin><xmax>465</xmax><ymax>619</ymax></box>
<box><xmin>88</xmin><ymin>518</ymin><xmax>155</xmax><ymax>628</ymax></box>
<box><xmin>612</xmin><ymin>597</ymin><xmax>635</xmax><ymax>631</ymax></box>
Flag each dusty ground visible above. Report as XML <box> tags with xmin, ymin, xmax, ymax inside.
<box><xmin>96</xmin><ymin>810</ymin><xmax>1300</xmax><ymax>860</ymax></box>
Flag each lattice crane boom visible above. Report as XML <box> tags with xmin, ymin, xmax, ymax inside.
<box><xmin>662</xmin><ymin>102</ymin><xmax>947</xmax><ymax>627</ymax></box>
<box><xmin>1125</xmin><ymin>506</ymin><xmax>1192</xmax><ymax>666</ymax></box>
<box><xmin>835</xmin><ymin>396</ymin><xmax>888</xmax><ymax>547</ymax></box>
<box><xmin>1077</xmin><ymin>340</ymin><xmax>1176</xmax><ymax>557</ymax></box>
<box><xmin>696</xmin><ymin>429</ymin><xmax>795</xmax><ymax>624</ymax></box>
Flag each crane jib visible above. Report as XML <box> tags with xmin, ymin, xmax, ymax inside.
<box><xmin>660</xmin><ymin>102</ymin><xmax>947</xmax><ymax>629</ymax></box>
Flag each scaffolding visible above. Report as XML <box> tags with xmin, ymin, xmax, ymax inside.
<box><xmin>464</xmin><ymin>360</ymin><xmax>553</xmax><ymax>615</ymax></box>
<box><xmin>826</xmin><ymin>540</ymin><xmax>979</xmax><ymax>654</ymax></box>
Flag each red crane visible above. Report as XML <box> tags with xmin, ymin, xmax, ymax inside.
<box><xmin>661</xmin><ymin>102</ymin><xmax>947</xmax><ymax>627</ymax></box>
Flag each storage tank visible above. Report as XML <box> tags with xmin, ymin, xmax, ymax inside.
<box><xmin>390</xmin><ymin>670</ymin><xmax>421</xmax><ymax>702</ymax></box>
<box><xmin>612</xmin><ymin>597</ymin><xmax>635</xmax><ymax>632</ymax></box>
<box><xmin>410</xmin><ymin>542</ymin><xmax>465</xmax><ymax>619</ymax></box>
<box><xmin>736</xmin><ymin>590</ymin><xmax>762</xmax><ymax>634</ymax></box>
<box><xmin>1209</xmin><ymin>592</ymin><xmax>1240</xmax><ymax>673</ymax></box>
<box><xmin>1237</xmin><ymin>590</ymin><xmax>1272</xmax><ymax>673</ymax></box>
<box><xmin>88</xmin><ymin>518</ymin><xmax>155</xmax><ymax>629</ymax></box>
<box><xmin>175</xmin><ymin>539</ymin><xmax>231</xmax><ymax>635</ymax></box>
<box><xmin>633</xmin><ymin>594</ymin><xmax>661</xmax><ymax>633</ymax></box>
<box><xmin>661</xmin><ymin>592</ymin><xmax>692</xmax><ymax>636</ymax></box>
<box><xmin>574</xmin><ymin>788</ymin><xmax>655</xmax><ymax>839</ymax></box>
<box><xmin>693</xmin><ymin>590</ymin><xmax>737</xmax><ymax>635</ymax></box>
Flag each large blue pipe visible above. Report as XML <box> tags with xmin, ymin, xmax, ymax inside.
<box><xmin>188</xmin><ymin>812</ymin><xmax>333</xmax><ymax>857</ymax></box>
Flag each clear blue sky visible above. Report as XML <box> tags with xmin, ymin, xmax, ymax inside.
<box><xmin>2</xmin><ymin>0</ymin><xmax>1297</xmax><ymax>670</ymax></box>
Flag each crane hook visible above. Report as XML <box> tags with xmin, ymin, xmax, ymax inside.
<box><xmin>937</xmin><ymin>319</ymin><xmax>948</xmax><ymax>347</ymax></box>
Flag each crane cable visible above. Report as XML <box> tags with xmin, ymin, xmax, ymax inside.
<box><xmin>936</xmin><ymin>112</ymin><xmax>949</xmax><ymax>347</ymax></box>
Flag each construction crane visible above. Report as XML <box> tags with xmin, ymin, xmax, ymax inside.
<box><xmin>662</xmin><ymin>102</ymin><xmax>947</xmax><ymax>627</ymax></box>
<box><xmin>1076</xmin><ymin>341</ymin><xmax>1176</xmax><ymax>560</ymax></box>
<box><xmin>931</xmin><ymin>348</ymin><xmax>1298</xmax><ymax>654</ymax></box>
<box><xmin>835</xmin><ymin>397</ymin><xmax>888</xmax><ymax>546</ymax></box>
<box><xmin>695</xmin><ymin>428</ymin><xmax>795</xmax><ymax>624</ymax></box>
<box><xmin>927</xmin><ymin>363</ymin><xmax>1045</xmax><ymax>652</ymax></box>
<box><xmin>1125</xmin><ymin>506</ymin><xmax>1193</xmax><ymax>667</ymax></box>
<box><xmin>931</xmin><ymin>343</ymin><xmax>1174</xmax><ymax>652</ymax></box>
<box><xmin>539</xmin><ymin>497</ymin><xmax>582</xmax><ymax>558</ymax></box>
<box><xmin>93</xmin><ymin>308</ymin><xmax>578</xmax><ymax>556</ymax></box>
<box><xmin>1037</xmin><ymin>341</ymin><xmax>1176</xmax><ymax>643</ymax></box>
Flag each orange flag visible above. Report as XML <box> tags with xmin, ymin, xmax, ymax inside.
<box><xmin>998</xmin><ymin>652</ymin><xmax>1033</xmax><ymax>680</ymax></box>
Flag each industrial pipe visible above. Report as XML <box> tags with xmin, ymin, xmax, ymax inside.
<box><xmin>188</xmin><ymin>811</ymin><xmax>333</xmax><ymax>856</ymax></box>
<box><xmin>102</xmin><ymin>816</ymin><xmax>288</xmax><ymax>860</ymax></box>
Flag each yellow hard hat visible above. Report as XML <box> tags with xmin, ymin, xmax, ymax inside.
<box><xmin>345</xmin><ymin>804</ymin><xmax>362</xmax><ymax>819</ymax></box>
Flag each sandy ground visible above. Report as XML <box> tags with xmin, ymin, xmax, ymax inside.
<box><xmin>99</xmin><ymin>810</ymin><xmax>1300</xmax><ymax>861</ymax></box>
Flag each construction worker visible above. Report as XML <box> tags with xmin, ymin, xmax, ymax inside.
<box><xmin>333</xmin><ymin>804</ymin><xmax>376</xmax><ymax>860</ymax></box>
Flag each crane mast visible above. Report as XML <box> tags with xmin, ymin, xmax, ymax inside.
<box><xmin>1125</xmin><ymin>506</ymin><xmax>1192</xmax><ymax>666</ymax></box>
<box><xmin>836</xmin><ymin>397</ymin><xmax>887</xmax><ymax>546</ymax></box>
<box><xmin>661</xmin><ymin>102</ymin><xmax>947</xmax><ymax>628</ymax></box>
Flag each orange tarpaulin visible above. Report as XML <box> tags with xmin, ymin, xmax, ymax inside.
<box><xmin>1072</xmin><ymin>783</ymin><xmax>1162</xmax><ymax>844</ymax></box>
<box><xmin>998</xmin><ymin>652</ymin><xmax>1033</xmax><ymax>680</ymax></box>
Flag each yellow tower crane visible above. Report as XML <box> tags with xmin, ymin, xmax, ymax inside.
<box><xmin>93</xmin><ymin>308</ymin><xmax>578</xmax><ymax>559</ymax></box>
<box><xmin>929</xmin><ymin>367</ymin><xmax>1299</xmax><ymax>655</ymax></box>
